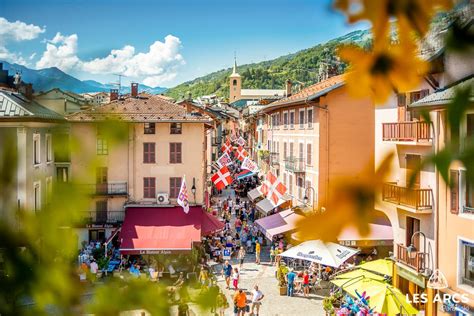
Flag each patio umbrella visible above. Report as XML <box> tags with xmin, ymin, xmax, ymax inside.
<box><xmin>278</xmin><ymin>240</ymin><xmax>359</xmax><ymax>268</ymax></box>
<box><xmin>358</xmin><ymin>259</ymin><xmax>393</xmax><ymax>277</ymax></box>
<box><xmin>330</xmin><ymin>271</ymin><xmax>418</xmax><ymax>315</ymax></box>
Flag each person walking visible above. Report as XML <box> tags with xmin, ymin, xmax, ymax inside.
<box><xmin>238</xmin><ymin>246</ymin><xmax>246</xmax><ymax>269</ymax></box>
<box><xmin>232</xmin><ymin>267</ymin><xmax>240</xmax><ymax>290</ymax></box>
<box><xmin>222</xmin><ymin>260</ymin><xmax>233</xmax><ymax>289</ymax></box>
<box><xmin>286</xmin><ymin>268</ymin><xmax>297</xmax><ymax>297</ymax></box>
<box><xmin>255</xmin><ymin>241</ymin><xmax>261</xmax><ymax>264</ymax></box>
<box><xmin>250</xmin><ymin>284</ymin><xmax>264</xmax><ymax>316</ymax></box>
<box><xmin>302</xmin><ymin>270</ymin><xmax>310</xmax><ymax>297</ymax></box>
<box><xmin>269</xmin><ymin>245</ymin><xmax>275</xmax><ymax>265</ymax></box>
<box><xmin>233</xmin><ymin>289</ymin><xmax>247</xmax><ymax>316</ymax></box>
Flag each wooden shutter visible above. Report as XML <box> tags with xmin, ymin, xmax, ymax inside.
<box><xmin>307</xmin><ymin>143</ymin><xmax>312</xmax><ymax>165</ymax></box>
<box><xmin>450</xmin><ymin>170</ymin><xmax>459</xmax><ymax>214</ymax></box>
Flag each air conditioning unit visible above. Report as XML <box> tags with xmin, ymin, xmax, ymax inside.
<box><xmin>156</xmin><ymin>193</ymin><xmax>169</xmax><ymax>205</ymax></box>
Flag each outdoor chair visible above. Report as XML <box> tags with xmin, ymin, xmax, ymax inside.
<box><xmin>309</xmin><ymin>278</ymin><xmax>322</xmax><ymax>294</ymax></box>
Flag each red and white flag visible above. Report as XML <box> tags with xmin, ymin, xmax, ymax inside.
<box><xmin>261</xmin><ymin>171</ymin><xmax>287</xmax><ymax>205</ymax></box>
<box><xmin>241</xmin><ymin>157</ymin><xmax>259</xmax><ymax>173</ymax></box>
<box><xmin>221</xmin><ymin>139</ymin><xmax>232</xmax><ymax>153</ymax></box>
<box><xmin>177</xmin><ymin>175</ymin><xmax>190</xmax><ymax>214</ymax></box>
<box><xmin>217</xmin><ymin>152</ymin><xmax>233</xmax><ymax>167</ymax></box>
<box><xmin>211</xmin><ymin>166</ymin><xmax>233</xmax><ymax>190</ymax></box>
<box><xmin>235</xmin><ymin>145</ymin><xmax>248</xmax><ymax>161</ymax></box>
<box><xmin>236</xmin><ymin>136</ymin><xmax>246</xmax><ymax>146</ymax></box>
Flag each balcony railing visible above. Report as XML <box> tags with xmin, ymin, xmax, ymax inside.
<box><xmin>396</xmin><ymin>243</ymin><xmax>429</xmax><ymax>273</ymax></box>
<box><xmin>270</xmin><ymin>152</ymin><xmax>280</xmax><ymax>166</ymax></box>
<box><xmin>211</xmin><ymin>137</ymin><xmax>221</xmax><ymax>147</ymax></box>
<box><xmin>382</xmin><ymin>183</ymin><xmax>433</xmax><ymax>211</ymax></box>
<box><xmin>81</xmin><ymin>210</ymin><xmax>125</xmax><ymax>224</ymax></box>
<box><xmin>284</xmin><ymin>157</ymin><xmax>306</xmax><ymax>173</ymax></box>
<box><xmin>382</xmin><ymin>121</ymin><xmax>432</xmax><ymax>142</ymax></box>
<box><xmin>463</xmin><ymin>205</ymin><xmax>474</xmax><ymax>214</ymax></box>
<box><xmin>85</xmin><ymin>183</ymin><xmax>128</xmax><ymax>195</ymax></box>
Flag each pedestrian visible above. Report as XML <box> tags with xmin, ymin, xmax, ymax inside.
<box><xmin>246</xmin><ymin>238</ymin><xmax>252</xmax><ymax>253</ymax></box>
<box><xmin>238</xmin><ymin>246</ymin><xmax>246</xmax><ymax>269</ymax></box>
<box><xmin>233</xmin><ymin>289</ymin><xmax>247</xmax><ymax>316</ymax></box>
<box><xmin>269</xmin><ymin>245</ymin><xmax>275</xmax><ymax>265</ymax></box>
<box><xmin>255</xmin><ymin>241</ymin><xmax>261</xmax><ymax>264</ymax></box>
<box><xmin>222</xmin><ymin>260</ymin><xmax>233</xmax><ymax>289</ymax></box>
<box><xmin>303</xmin><ymin>270</ymin><xmax>310</xmax><ymax>297</ymax></box>
<box><xmin>232</xmin><ymin>267</ymin><xmax>240</xmax><ymax>290</ymax></box>
<box><xmin>216</xmin><ymin>291</ymin><xmax>229</xmax><ymax>316</ymax></box>
<box><xmin>251</xmin><ymin>284</ymin><xmax>264</xmax><ymax>316</ymax></box>
<box><xmin>286</xmin><ymin>268</ymin><xmax>297</xmax><ymax>297</ymax></box>
<box><xmin>178</xmin><ymin>301</ymin><xmax>190</xmax><ymax>316</ymax></box>
<box><xmin>199</xmin><ymin>266</ymin><xmax>209</xmax><ymax>289</ymax></box>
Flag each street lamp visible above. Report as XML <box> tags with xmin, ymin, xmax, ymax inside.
<box><xmin>407</xmin><ymin>231</ymin><xmax>434</xmax><ymax>275</ymax></box>
<box><xmin>191</xmin><ymin>177</ymin><xmax>197</xmax><ymax>204</ymax></box>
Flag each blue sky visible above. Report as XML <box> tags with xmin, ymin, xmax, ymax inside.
<box><xmin>0</xmin><ymin>0</ymin><xmax>366</xmax><ymax>87</ymax></box>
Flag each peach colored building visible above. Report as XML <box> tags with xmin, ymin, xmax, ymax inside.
<box><xmin>67</xmin><ymin>93</ymin><xmax>212</xmax><ymax>245</ymax></box>
<box><xmin>256</xmin><ymin>74</ymin><xmax>375</xmax><ymax>212</ymax></box>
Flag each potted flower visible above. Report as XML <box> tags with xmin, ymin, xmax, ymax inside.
<box><xmin>276</xmin><ymin>264</ymin><xmax>289</xmax><ymax>296</ymax></box>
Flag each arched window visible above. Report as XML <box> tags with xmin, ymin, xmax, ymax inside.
<box><xmin>233</xmin><ymin>79</ymin><xmax>237</xmax><ymax>86</ymax></box>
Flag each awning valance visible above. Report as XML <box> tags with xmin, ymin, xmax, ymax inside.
<box><xmin>247</xmin><ymin>186</ymin><xmax>262</xmax><ymax>202</ymax></box>
<box><xmin>254</xmin><ymin>209</ymin><xmax>304</xmax><ymax>240</ymax></box>
<box><xmin>119</xmin><ymin>206</ymin><xmax>224</xmax><ymax>255</ymax></box>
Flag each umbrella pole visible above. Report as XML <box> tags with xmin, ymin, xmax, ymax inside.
<box><xmin>318</xmin><ymin>264</ymin><xmax>321</xmax><ymax>279</ymax></box>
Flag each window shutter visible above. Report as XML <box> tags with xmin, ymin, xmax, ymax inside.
<box><xmin>397</xmin><ymin>94</ymin><xmax>406</xmax><ymax>107</ymax></box>
<box><xmin>450</xmin><ymin>170</ymin><xmax>459</xmax><ymax>214</ymax></box>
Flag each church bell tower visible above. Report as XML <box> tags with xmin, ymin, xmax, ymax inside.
<box><xmin>229</xmin><ymin>57</ymin><xmax>241</xmax><ymax>102</ymax></box>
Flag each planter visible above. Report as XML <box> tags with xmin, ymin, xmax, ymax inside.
<box><xmin>279</xmin><ymin>285</ymin><xmax>287</xmax><ymax>296</ymax></box>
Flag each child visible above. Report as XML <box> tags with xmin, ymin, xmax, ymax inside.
<box><xmin>232</xmin><ymin>267</ymin><xmax>240</xmax><ymax>290</ymax></box>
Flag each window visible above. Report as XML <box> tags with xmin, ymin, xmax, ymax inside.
<box><xmin>267</xmin><ymin>140</ymin><xmax>271</xmax><ymax>151</ymax></box>
<box><xmin>56</xmin><ymin>167</ymin><xmax>69</xmax><ymax>183</ymax></box>
<box><xmin>299</xmin><ymin>143</ymin><xmax>304</xmax><ymax>159</ymax></box>
<box><xmin>289</xmin><ymin>142</ymin><xmax>294</xmax><ymax>159</ymax></box>
<box><xmin>283</xmin><ymin>111</ymin><xmax>288</xmax><ymax>129</ymax></box>
<box><xmin>276</xmin><ymin>113</ymin><xmax>280</xmax><ymax>127</ymax></box>
<box><xmin>409</xmin><ymin>89</ymin><xmax>429</xmax><ymax>104</ymax></box>
<box><xmin>170</xmin><ymin>123</ymin><xmax>182</xmax><ymax>134</ymax></box>
<box><xmin>406</xmin><ymin>154</ymin><xmax>421</xmax><ymax>188</ymax></box>
<box><xmin>306</xmin><ymin>143</ymin><xmax>312</xmax><ymax>166</ymax></box>
<box><xmin>460</xmin><ymin>240</ymin><xmax>474</xmax><ymax>287</ymax></box>
<box><xmin>233</xmin><ymin>79</ymin><xmax>237</xmax><ymax>86</ymax></box>
<box><xmin>34</xmin><ymin>182</ymin><xmax>41</xmax><ymax>212</ymax></box>
<box><xmin>96</xmin><ymin>200</ymin><xmax>107</xmax><ymax>223</ymax></box>
<box><xmin>170</xmin><ymin>177</ymin><xmax>182</xmax><ymax>198</ymax></box>
<box><xmin>307</xmin><ymin>107</ymin><xmax>313</xmax><ymax>128</ymax></box>
<box><xmin>170</xmin><ymin>142</ymin><xmax>182</xmax><ymax>163</ymax></box>
<box><xmin>405</xmin><ymin>217</ymin><xmax>420</xmax><ymax>248</ymax></box>
<box><xmin>144</xmin><ymin>123</ymin><xmax>155</xmax><ymax>134</ymax></box>
<box><xmin>451</xmin><ymin>170</ymin><xmax>460</xmax><ymax>214</ymax></box>
<box><xmin>460</xmin><ymin>170</ymin><xmax>474</xmax><ymax>214</ymax></box>
<box><xmin>299</xmin><ymin>109</ymin><xmax>305</xmax><ymax>129</ymax></box>
<box><xmin>305</xmin><ymin>180</ymin><xmax>313</xmax><ymax>205</ymax></box>
<box><xmin>46</xmin><ymin>134</ymin><xmax>52</xmax><ymax>162</ymax></box>
<box><xmin>466</xmin><ymin>114</ymin><xmax>474</xmax><ymax>150</ymax></box>
<box><xmin>33</xmin><ymin>133</ymin><xmax>40</xmax><ymax>165</ymax></box>
<box><xmin>143</xmin><ymin>142</ymin><xmax>156</xmax><ymax>163</ymax></box>
<box><xmin>95</xmin><ymin>167</ymin><xmax>108</xmax><ymax>194</ymax></box>
<box><xmin>96</xmin><ymin>137</ymin><xmax>108</xmax><ymax>155</ymax></box>
<box><xmin>288</xmin><ymin>174</ymin><xmax>293</xmax><ymax>195</ymax></box>
<box><xmin>283</xmin><ymin>142</ymin><xmax>287</xmax><ymax>160</ymax></box>
<box><xmin>45</xmin><ymin>177</ymin><xmax>52</xmax><ymax>205</ymax></box>
<box><xmin>290</xmin><ymin>110</ymin><xmax>295</xmax><ymax>129</ymax></box>
<box><xmin>144</xmin><ymin>177</ymin><xmax>156</xmax><ymax>198</ymax></box>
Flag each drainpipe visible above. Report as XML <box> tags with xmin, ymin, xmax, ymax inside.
<box><xmin>305</xmin><ymin>97</ymin><xmax>329</xmax><ymax>210</ymax></box>
<box><xmin>434</xmin><ymin>110</ymin><xmax>441</xmax><ymax>270</ymax></box>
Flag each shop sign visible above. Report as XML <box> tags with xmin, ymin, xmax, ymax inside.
<box><xmin>86</xmin><ymin>224</ymin><xmax>116</xmax><ymax>228</ymax></box>
<box><xmin>396</xmin><ymin>263</ymin><xmax>426</xmax><ymax>288</ymax></box>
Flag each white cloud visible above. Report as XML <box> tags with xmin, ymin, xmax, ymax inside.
<box><xmin>0</xmin><ymin>17</ymin><xmax>44</xmax><ymax>65</ymax></box>
<box><xmin>0</xmin><ymin>46</ymin><xmax>27</xmax><ymax>65</ymax></box>
<box><xmin>0</xmin><ymin>17</ymin><xmax>45</xmax><ymax>42</ymax></box>
<box><xmin>82</xmin><ymin>35</ymin><xmax>184</xmax><ymax>86</ymax></box>
<box><xmin>36</xmin><ymin>32</ymin><xmax>80</xmax><ymax>71</ymax></box>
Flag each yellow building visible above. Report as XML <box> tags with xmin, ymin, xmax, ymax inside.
<box><xmin>35</xmin><ymin>88</ymin><xmax>90</xmax><ymax>115</ymax></box>
<box><xmin>67</xmin><ymin>93</ymin><xmax>212</xmax><ymax>245</ymax></box>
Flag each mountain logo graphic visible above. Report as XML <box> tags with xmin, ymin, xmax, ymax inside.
<box><xmin>427</xmin><ymin>269</ymin><xmax>448</xmax><ymax>289</ymax></box>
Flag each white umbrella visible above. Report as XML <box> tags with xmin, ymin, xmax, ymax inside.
<box><xmin>278</xmin><ymin>240</ymin><xmax>359</xmax><ymax>268</ymax></box>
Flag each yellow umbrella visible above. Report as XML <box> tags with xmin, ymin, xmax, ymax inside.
<box><xmin>330</xmin><ymin>270</ymin><xmax>418</xmax><ymax>315</ymax></box>
<box><xmin>358</xmin><ymin>259</ymin><xmax>393</xmax><ymax>277</ymax></box>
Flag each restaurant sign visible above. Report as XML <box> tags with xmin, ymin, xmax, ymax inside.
<box><xmin>138</xmin><ymin>249</ymin><xmax>188</xmax><ymax>255</ymax></box>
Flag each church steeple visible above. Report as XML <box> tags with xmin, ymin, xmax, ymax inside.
<box><xmin>229</xmin><ymin>55</ymin><xmax>241</xmax><ymax>101</ymax></box>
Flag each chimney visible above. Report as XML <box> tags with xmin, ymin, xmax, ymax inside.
<box><xmin>19</xmin><ymin>83</ymin><xmax>34</xmax><ymax>100</ymax></box>
<box><xmin>110</xmin><ymin>89</ymin><xmax>118</xmax><ymax>101</ymax></box>
<box><xmin>131</xmin><ymin>82</ymin><xmax>138</xmax><ymax>97</ymax></box>
<box><xmin>286</xmin><ymin>79</ymin><xmax>292</xmax><ymax>97</ymax></box>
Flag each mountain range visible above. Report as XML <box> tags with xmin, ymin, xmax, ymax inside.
<box><xmin>0</xmin><ymin>61</ymin><xmax>167</xmax><ymax>95</ymax></box>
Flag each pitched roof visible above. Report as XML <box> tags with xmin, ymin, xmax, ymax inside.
<box><xmin>66</xmin><ymin>93</ymin><xmax>212</xmax><ymax>123</ymax></box>
<box><xmin>263</xmin><ymin>74</ymin><xmax>345</xmax><ymax>110</ymax></box>
<box><xmin>410</xmin><ymin>76</ymin><xmax>474</xmax><ymax>108</ymax></box>
<box><xmin>0</xmin><ymin>90</ymin><xmax>65</xmax><ymax>121</ymax></box>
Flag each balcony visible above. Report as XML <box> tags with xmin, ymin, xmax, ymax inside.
<box><xmin>81</xmin><ymin>210</ymin><xmax>124</xmax><ymax>225</ymax></box>
<box><xmin>211</xmin><ymin>137</ymin><xmax>221</xmax><ymax>147</ymax></box>
<box><xmin>382</xmin><ymin>121</ymin><xmax>432</xmax><ymax>144</ymax></box>
<box><xmin>382</xmin><ymin>183</ymin><xmax>432</xmax><ymax>212</ymax></box>
<box><xmin>83</xmin><ymin>183</ymin><xmax>128</xmax><ymax>196</ymax></box>
<box><xmin>396</xmin><ymin>243</ymin><xmax>429</xmax><ymax>273</ymax></box>
<box><xmin>270</xmin><ymin>152</ymin><xmax>280</xmax><ymax>166</ymax></box>
<box><xmin>284</xmin><ymin>157</ymin><xmax>306</xmax><ymax>173</ymax></box>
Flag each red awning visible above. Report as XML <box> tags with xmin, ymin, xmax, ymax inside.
<box><xmin>119</xmin><ymin>206</ymin><xmax>223</xmax><ymax>255</ymax></box>
<box><xmin>202</xmin><ymin>210</ymin><xmax>225</xmax><ymax>235</ymax></box>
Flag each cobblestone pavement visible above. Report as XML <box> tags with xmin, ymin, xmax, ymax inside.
<box><xmin>207</xmin><ymin>189</ymin><xmax>327</xmax><ymax>316</ymax></box>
